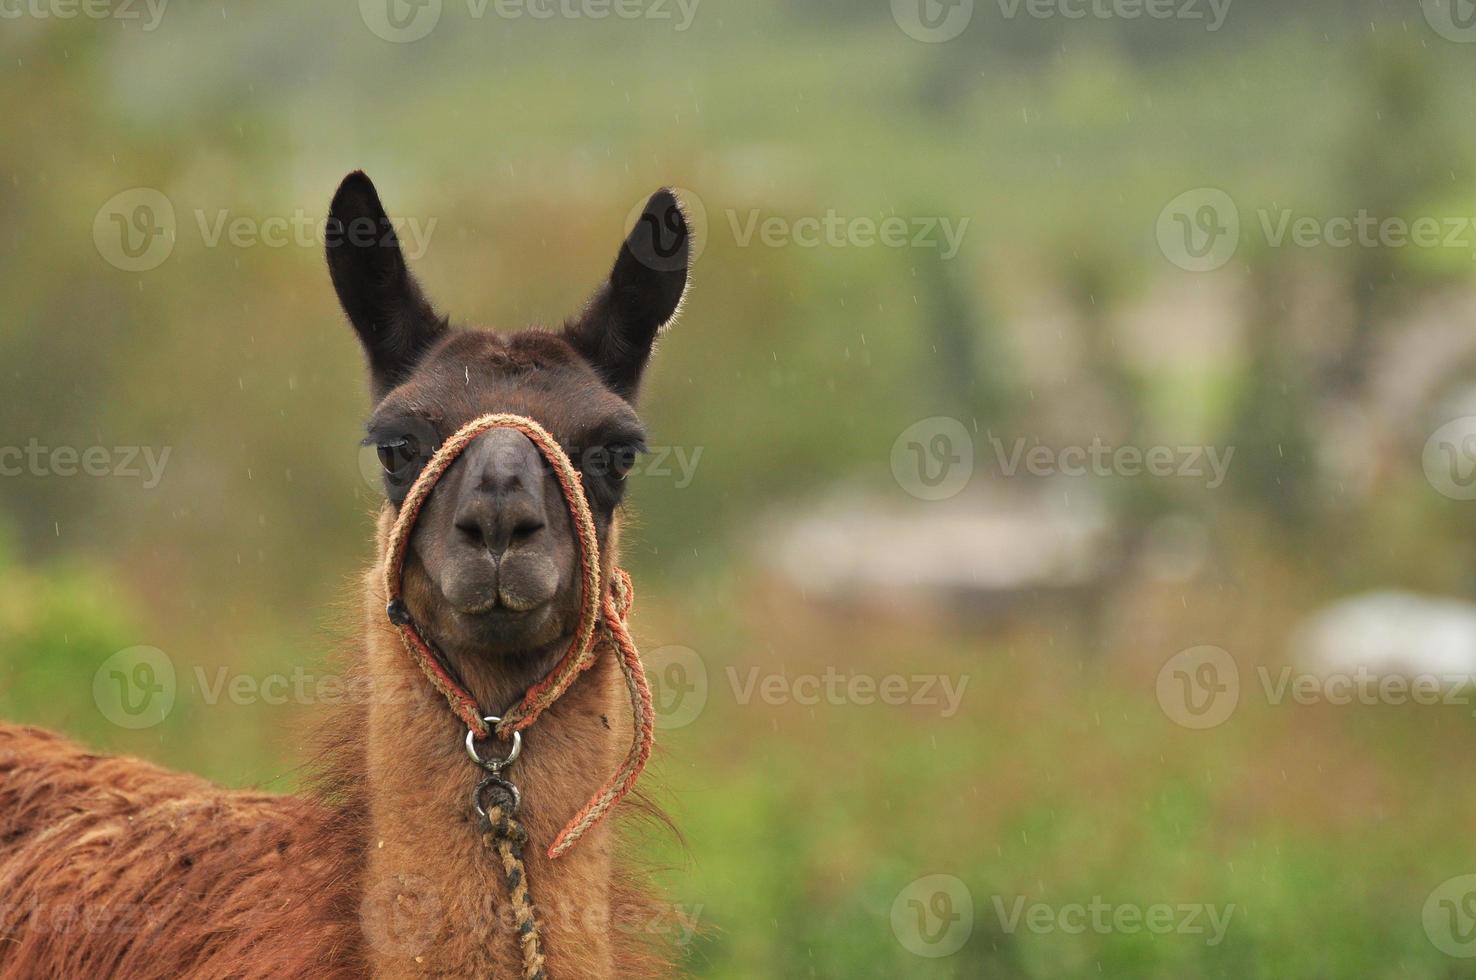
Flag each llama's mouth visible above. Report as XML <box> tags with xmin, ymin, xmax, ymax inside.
<box><xmin>442</xmin><ymin>601</ymin><xmax>564</xmax><ymax>657</ymax></box>
<box><xmin>452</xmin><ymin>584</ymin><xmax>551</xmax><ymax>617</ymax></box>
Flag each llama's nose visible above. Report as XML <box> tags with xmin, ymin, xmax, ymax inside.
<box><xmin>452</xmin><ymin>430</ymin><xmax>548</xmax><ymax>558</ymax></box>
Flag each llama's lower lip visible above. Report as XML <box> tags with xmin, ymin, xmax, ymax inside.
<box><xmin>455</xmin><ymin>603</ymin><xmax>559</xmax><ymax>655</ymax></box>
<box><xmin>463</xmin><ymin>603</ymin><xmax>552</xmax><ymax>628</ymax></box>
<box><xmin>457</xmin><ymin>602</ymin><xmax>532</xmax><ymax>617</ymax></box>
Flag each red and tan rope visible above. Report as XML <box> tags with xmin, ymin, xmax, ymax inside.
<box><xmin>382</xmin><ymin>412</ymin><xmax>655</xmax><ymax>859</ymax></box>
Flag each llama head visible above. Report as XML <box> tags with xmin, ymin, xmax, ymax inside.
<box><xmin>326</xmin><ymin>171</ymin><xmax>688</xmax><ymax>662</ymax></box>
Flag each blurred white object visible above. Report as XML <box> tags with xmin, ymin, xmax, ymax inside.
<box><xmin>1292</xmin><ymin>591</ymin><xmax>1476</xmax><ymax>678</ymax></box>
<box><xmin>768</xmin><ymin>487</ymin><xmax>1113</xmax><ymax>606</ymax></box>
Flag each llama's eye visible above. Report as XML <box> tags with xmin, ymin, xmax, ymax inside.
<box><xmin>582</xmin><ymin>444</ymin><xmax>638</xmax><ymax>482</ymax></box>
<box><xmin>377</xmin><ymin>435</ymin><xmax>422</xmax><ymax>477</ymax></box>
<box><xmin>607</xmin><ymin>444</ymin><xmax>638</xmax><ymax>481</ymax></box>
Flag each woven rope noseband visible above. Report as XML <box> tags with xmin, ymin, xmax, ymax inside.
<box><xmin>382</xmin><ymin>413</ymin><xmax>655</xmax><ymax>861</ymax></box>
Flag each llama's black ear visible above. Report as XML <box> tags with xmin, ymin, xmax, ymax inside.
<box><xmin>565</xmin><ymin>189</ymin><xmax>690</xmax><ymax>400</ymax></box>
<box><xmin>326</xmin><ymin>171</ymin><xmax>446</xmax><ymax>398</ymax></box>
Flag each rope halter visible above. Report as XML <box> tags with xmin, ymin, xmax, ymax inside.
<box><xmin>382</xmin><ymin>412</ymin><xmax>654</xmax><ymax>860</ymax></box>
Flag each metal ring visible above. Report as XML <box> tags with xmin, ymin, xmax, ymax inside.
<box><xmin>465</xmin><ymin>715</ymin><xmax>522</xmax><ymax>771</ymax></box>
<box><xmin>472</xmin><ymin>775</ymin><xmax>522</xmax><ymax>821</ymax></box>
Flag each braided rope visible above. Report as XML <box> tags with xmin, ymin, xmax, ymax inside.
<box><xmin>548</xmin><ymin>570</ymin><xmax>654</xmax><ymax>858</ymax></box>
<box><xmin>482</xmin><ymin>804</ymin><xmax>547</xmax><ymax>980</ymax></box>
<box><xmin>382</xmin><ymin>412</ymin><xmax>655</xmax><ymax>858</ymax></box>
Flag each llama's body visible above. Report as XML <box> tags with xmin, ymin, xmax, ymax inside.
<box><xmin>0</xmin><ymin>172</ymin><xmax>690</xmax><ymax>978</ymax></box>
<box><xmin>0</xmin><ymin>724</ymin><xmax>365</xmax><ymax>978</ymax></box>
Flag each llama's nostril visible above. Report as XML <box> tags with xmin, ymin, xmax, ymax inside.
<box><xmin>453</xmin><ymin>504</ymin><xmax>546</xmax><ymax>557</ymax></box>
<box><xmin>454</xmin><ymin>516</ymin><xmax>486</xmax><ymax>546</ymax></box>
<box><xmin>510</xmin><ymin>519</ymin><xmax>545</xmax><ymax>545</ymax></box>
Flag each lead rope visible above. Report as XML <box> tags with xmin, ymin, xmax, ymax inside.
<box><xmin>382</xmin><ymin>413</ymin><xmax>656</xmax><ymax>978</ymax></box>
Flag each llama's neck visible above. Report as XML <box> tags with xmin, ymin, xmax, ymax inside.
<box><xmin>357</xmin><ymin>526</ymin><xmax>627</xmax><ymax>977</ymax></box>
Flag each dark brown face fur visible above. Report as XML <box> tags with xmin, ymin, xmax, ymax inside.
<box><xmin>326</xmin><ymin>171</ymin><xmax>688</xmax><ymax>670</ymax></box>
<box><xmin>369</xmin><ymin>331</ymin><xmax>643</xmax><ymax>658</ymax></box>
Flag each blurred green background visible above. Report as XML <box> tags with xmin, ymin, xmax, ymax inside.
<box><xmin>6</xmin><ymin>1</ymin><xmax>1476</xmax><ymax>976</ymax></box>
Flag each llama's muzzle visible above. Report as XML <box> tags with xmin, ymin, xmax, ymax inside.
<box><xmin>381</xmin><ymin>412</ymin><xmax>654</xmax><ymax>860</ymax></box>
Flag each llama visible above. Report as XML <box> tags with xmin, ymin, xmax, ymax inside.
<box><xmin>0</xmin><ymin>171</ymin><xmax>691</xmax><ymax>978</ymax></box>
